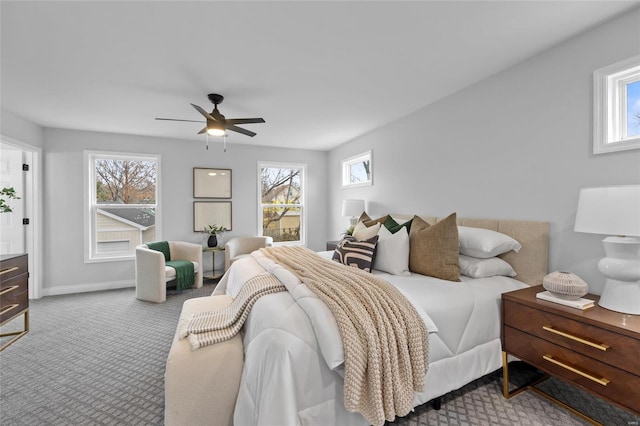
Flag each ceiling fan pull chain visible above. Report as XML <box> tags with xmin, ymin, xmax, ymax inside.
<box><xmin>206</xmin><ymin>134</ymin><xmax>209</xmax><ymax>150</ymax></box>
<box><xmin>223</xmin><ymin>134</ymin><xmax>227</xmax><ymax>153</ymax></box>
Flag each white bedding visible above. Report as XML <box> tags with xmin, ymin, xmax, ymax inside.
<box><xmin>213</xmin><ymin>250</ymin><xmax>527</xmax><ymax>425</ymax></box>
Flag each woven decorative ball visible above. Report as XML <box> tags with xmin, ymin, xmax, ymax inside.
<box><xmin>542</xmin><ymin>271</ymin><xmax>588</xmax><ymax>300</ymax></box>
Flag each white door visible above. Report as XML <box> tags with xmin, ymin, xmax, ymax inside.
<box><xmin>0</xmin><ymin>143</ymin><xmax>25</xmax><ymax>254</ymax></box>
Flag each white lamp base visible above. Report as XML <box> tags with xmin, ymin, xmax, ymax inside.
<box><xmin>597</xmin><ymin>236</ymin><xmax>640</xmax><ymax>315</ymax></box>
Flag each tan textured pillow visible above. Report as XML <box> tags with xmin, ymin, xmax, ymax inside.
<box><xmin>409</xmin><ymin>213</ymin><xmax>460</xmax><ymax>281</ymax></box>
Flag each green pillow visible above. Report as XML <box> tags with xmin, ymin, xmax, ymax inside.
<box><xmin>384</xmin><ymin>216</ymin><xmax>413</xmax><ymax>234</ymax></box>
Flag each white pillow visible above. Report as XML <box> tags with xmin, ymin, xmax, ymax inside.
<box><xmin>459</xmin><ymin>254</ymin><xmax>517</xmax><ymax>278</ymax></box>
<box><xmin>353</xmin><ymin>221</ymin><xmax>381</xmax><ymax>241</ymax></box>
<box><xmin>374</xmin><ymin>226</ymin><xmax>410</xmax><ymax>275</ymax></box>
<box><xmin>458</xmin><ymin>226</ymin><xmax>521</xmax><ymax>258</ymax></box>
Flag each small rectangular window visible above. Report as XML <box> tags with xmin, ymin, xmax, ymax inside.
<box><xmin>341</xmin><ymin>151</ymin><xmax>372</xmax><ymax>188</ymax></box>
<box><xmin>593</xmin><ymin>55</ymin><xmax>640</xmax><ymax>154</ymax></box>
<box><xmin>626</xmin><ymin>80</ymin><xmax>640</xmax><ymax>139</ymax></box>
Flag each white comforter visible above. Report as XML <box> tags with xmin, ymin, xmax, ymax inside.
<box><xmin>213</xmin><ymin>250</ymin><xmax>527</xmax><ymax>425</ymax></box>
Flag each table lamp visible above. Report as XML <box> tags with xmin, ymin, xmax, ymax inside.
<box><xmin>341</xmin><ymin>199</ymin><xmax>365</xmax><ymax>226</ymax></box>
<box><xmin>574</xmin><ymin>185</ymin><xmax>640</xmax><ymax>315</ymax></box>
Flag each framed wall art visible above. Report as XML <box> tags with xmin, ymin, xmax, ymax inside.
<box><xmin>193</xmin><ymin>167</ymin><xmax>232</xmax><ymax>198</ymax></box>
<box><xmin>193</xmin><ymin>201</ymin><xmax>232</xmax><ymax>232</ymax></box>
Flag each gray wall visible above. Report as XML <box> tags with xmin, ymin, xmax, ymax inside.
<box><xmin>328</xmin><ymin>8</ymin><xmax>640</xmax><ymax>295</ymax></box>
<box><xmin>1</xmin><ymin>108</ymin><xmax>44</xmax><ymax>147</ymax></box>
<box><xmin>42</xmin><ymin>128</ymin><xmax>327</xmax><ymax>294</ymax></box>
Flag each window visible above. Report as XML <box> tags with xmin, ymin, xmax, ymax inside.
<box><xmin>593</xmin><ymin>55</ymin><xmax>640</xmax><ymax>154</ymax></box>
<box><xmin>84</xmin><ymin>151</ymin><xmax>160</xmax><ymax>262</ymax></box>
<box><xmin>258</xmin><ymin>162</ymin><xmax>305</xmax><ymax>245</ymax></box>
<box><xmin>341</xmin><ymin>151</ymin><xmax>372</xmax><ymax>187</ymax></box>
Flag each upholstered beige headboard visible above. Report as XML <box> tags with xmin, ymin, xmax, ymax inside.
<box><xmin>392</xmin><ymin>215</ymin><xmax>549</xmax><ymax>286</ymax></box>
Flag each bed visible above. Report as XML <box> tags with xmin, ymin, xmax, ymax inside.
<box><xmin>167</xmin><ymin>215</ymin><xmax>548</xmax><ymax>425</ymax></box>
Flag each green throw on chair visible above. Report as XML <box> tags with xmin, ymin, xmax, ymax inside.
<box><xmin>135</xmin><ymin>241</ymin><xmax>203</xmax><ymax>303</ymax></box>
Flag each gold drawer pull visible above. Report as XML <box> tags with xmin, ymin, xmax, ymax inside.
<box><xmin>543</xmin><ymin>354</ymin><xmax>610</xmax><ymax>386</ymax></box>
<box><xmin>0</xmin><ymin>267</ymin><xmax>19</xmax><ymax>276</ymax></box>
<box><xmin>0</xmin><ymin>285</ymin><xmax>20</xmax><ymax>296</ymax></box>
<box><xmin>543</xmin><ymin>325</ymin><xmax>609</xmax><ymax>351</ymax></box>
<box><xmin>0</xmin><ymin>304</ymin><xmax>19</xmax><ymax>316</ymax></box>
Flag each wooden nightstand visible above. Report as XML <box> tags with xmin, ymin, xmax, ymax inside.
<box><xmin>502</xmin><ymin>285</ymin><xmax>640</xmax><ymax>420</ymax></box>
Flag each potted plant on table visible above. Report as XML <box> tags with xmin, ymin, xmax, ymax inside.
<box><xmin>203</xmin><ymin>224</ymin><xmax>227</xmax><ymax>247</ymax></box>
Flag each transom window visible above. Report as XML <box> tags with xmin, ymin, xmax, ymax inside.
<box><xmin>341</xmin><ymin>151</ymin><xmax>372</xmax><ymax>188</ymax></box>
<box><xmin>84</xmin><ymin>151</ymin><xmax>160</xmax><ymax>262</ymax></box>
<box><xmin>258</xmin><ymin>162</ymin><xmax>305</xmax><ymax>245</ymax></box>
<box><xmin>593</xmin><ymin>55</ymin><xmax>640</xmax><ymax>154</ymax></box>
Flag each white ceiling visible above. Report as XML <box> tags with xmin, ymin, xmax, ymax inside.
<box><xmin>2</xmin><ymin>1</ymin><xmax>638</xmax><ymax>151</ymax></box>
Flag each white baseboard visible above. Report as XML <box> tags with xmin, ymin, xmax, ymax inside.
<box><xmin>42</xmin><ymin>280</ymin><xmax>135</xmax><ymax>297</ymax></box>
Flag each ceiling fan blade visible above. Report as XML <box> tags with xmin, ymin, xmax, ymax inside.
<box><xmin>197</xmin><ymin>127</ymin><xmax>208</xmax><ymax>134</ymax></box>
<box><xmin>227</xmin><ymin>124</ymin><xmax>257</xmax><ymax>137</ymax></box>
<box><xmin>191</xmin><ymin>103</ymin><xmax>216</xmax><ymax>121</ymax></box>
<box><xmin>226</xmin><ymin>118</ymin><xmax>265</xmax><ymax>125</ymax></box>
<box><xmin>155</xmin><ymin>118</ymin><xmax>205</xmax><ymax>123</ymax></box>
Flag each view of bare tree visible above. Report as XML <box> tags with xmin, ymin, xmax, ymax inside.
<box><xmin>95</xmin><ymin>159</ymin><xmax>156</xmax><ymax>204</ymax></box>
<box><xmin>260</xmin><ymin>166</ymin><xmax>301</xmax><ymax>240</ymax></box>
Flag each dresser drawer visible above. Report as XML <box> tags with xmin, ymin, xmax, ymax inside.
<box><xmin>0</xmin><ymin>254</ymin><xmax>28</xmax><ymax>284</ymax></box>
<box><xmin>0</xmin><ymin>273</ymin><xmax>29</xmax><ymax>324</ymax></box>
<box><xmin>503</xmin><ymin>299</ymin><xmax>640</xmax><ymax>377</ymax></box>
<box><xmin>505</xmin><ymin>326</ymin><xmax>640</xmax><ymax>414</ymax></box>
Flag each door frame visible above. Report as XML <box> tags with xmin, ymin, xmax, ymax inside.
<box><xmin>0</xmin><ymin>135</ymin><xmax>43</xmax><ymax>299</ymax></box>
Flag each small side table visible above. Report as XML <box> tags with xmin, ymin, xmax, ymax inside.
<box><xmin>202</xmin><ymin>246</ymin><xmax>226</xmax><ymax>280</ymax></box>
<box><xmin>326</xmin><ymin>240</ymin><xmax>340</xmax><ymax>251</ymax></box>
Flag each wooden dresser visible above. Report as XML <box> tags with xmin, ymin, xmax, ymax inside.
<box><xmin>0</xmin><ymin>253</ymin><xmax>29</xmax><ymax>351</ymax></box>
<box><xmin>502</xmin><ymin>285</ymin><xmax>640</xmax><ymax>417</ymax></box>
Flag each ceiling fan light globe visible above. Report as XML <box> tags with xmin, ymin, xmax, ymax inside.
<box><xmin>206</xmin><ymin>128</ymin><xmax>226</xmax><ymax>137</ymax></box>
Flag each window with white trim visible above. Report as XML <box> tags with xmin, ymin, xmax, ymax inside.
<box><xmin>84</xmin><ymin>151</ymin><xmax>160</xmax><ymax>262</ymax></box>
<box><xmin>258</xmin><ymin>162</ymin><xmax>305</xmax><ymax>245</ymax></box>
<box><xmin>593</xmin><ymin>55</ymin><xmax>640</xmax><ymax>154</ymax></box>
<box><xmin>341</xmin><ymin>151</ymin><xmax>372</xmax><ymax>188</ymax></box>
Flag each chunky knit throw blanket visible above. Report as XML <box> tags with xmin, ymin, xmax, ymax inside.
<box><xmin>178</xmin><ymin>273</ymin><xmax>285</xmax><ymax>350</ymax></box>
<box><xmin>260</xmin><ymin>246</ymin><xmax>429</xmax><ymax>426</ymax></box>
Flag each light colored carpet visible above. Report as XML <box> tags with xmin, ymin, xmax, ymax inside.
<box><xmin>0</xmin><ymin>285</ymin><xmax>637</xmax><ymax>425</ymax></box>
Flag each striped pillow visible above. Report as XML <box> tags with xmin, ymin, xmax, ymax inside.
<box><xmin>332</xmin><ymin>236</ymin><xmax>379</xmax><ymax>272</ymax></box>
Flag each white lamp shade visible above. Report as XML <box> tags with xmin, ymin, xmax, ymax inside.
<box><xmin>574</xmin><ymin>185</ymin><xmax>640</xmax><ymax>237</ymax></box>
<box><xmin>341</xmin><ymin>199</ymin><xmax>365</xmax><ymax>217</ymax></box>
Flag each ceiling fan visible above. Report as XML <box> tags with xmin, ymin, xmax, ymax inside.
<box><xmin>156</xmin><ymin>93</ymin><xmax>265</xmax><ymax>137</ymax></box>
